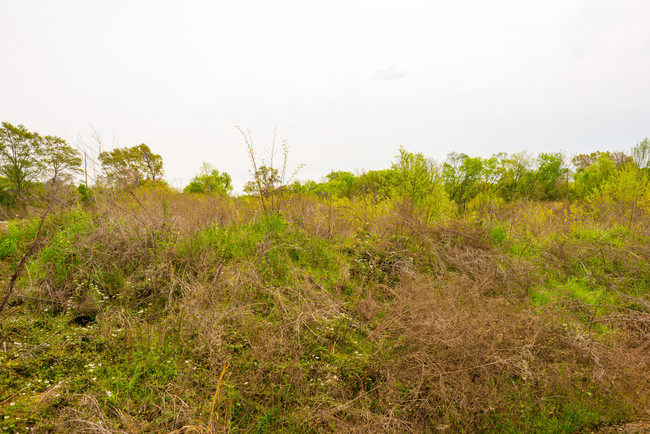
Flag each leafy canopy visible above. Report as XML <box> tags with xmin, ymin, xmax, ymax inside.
<box><xmin>185</xmin><ymin>162</ymin><xmax>232</xmax><ymax>195</ymax></box>
<box><xmin>0</xmin><ymin>122</ymin><xmax>82</xmax><ymax>196</ymax></box>
<box><xmin>99</xmin><ymin>143</ymin><xmax>163</xmax><ymax>187</ymax></box>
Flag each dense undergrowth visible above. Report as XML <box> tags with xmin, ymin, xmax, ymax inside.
<box><xmin>1</xmin><ymin>189</ymin><xmax>649</xmax><ymax>433</ymax></box>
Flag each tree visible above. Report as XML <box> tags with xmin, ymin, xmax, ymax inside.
<box><xmin>99</xmin><ymin>143</ymin><xmax>164</xmax><ymax>187</ymax></box>
<box><xmin>136</xmin><ymin>144</ymin><xmax>164</xmax><ymax>182</ymax></box>
<box><xmin>392</xmin><ymin>148</ymin><xmax>435</xmax><ymax>201</ymax></box>
<box><xmin>480</xmin><ymin>154</ymin><xmax>504</xmax><ymax>192</ymax></box>
<box><xmin>632</xmin><ymin>138</ymin><xmax>650</xmax><ymax>172</ymax></box>
<box><xmin>535</xmin><ymin>152</ymin><xmax>566</xmax><ymax>200</ymax></box>
<box><xmin>572</xmin><ymin>151</ymin><xmax>632</xmax><ymax>172</ymax></box>
<box><xmin>391</xmin><ymin>147</ymin><xmax>451</xmax><ymax>219</ymax></box>
<box><xmin>596</xmin><ymin>162</ymin><xmax>650</xmax><ymax>229</ymax></box>
<box><xmin>572</xmin><ymin>154</ymin><xmax>618</xmax><ymax>198</ymax></box>
<box><xmin>99</xmin><ymin>147</ymin><xmax>137</xmax><ymax>185</ymax></box>
<box><xmin>499</xmin><ymin>152</ymin><xmax>534</xmax><ymax>200</ymax></box>
<box><xmin>322</xmin><ymin>171</ymin><xmax>358</xmax><ymax>198</ymax></box>
<box><xmin>243</xmin><ymin>165</ymin><xmax>281</xmax><ymax>197</ymax></box>
<box><xmin>238</xmin><ymin>126</ymin><xmax>304</xmax><ymax>216</ymax></box>
<box><xmin>185</xmin><ymin>162</ymin><xmax>232</xmax><ymax>195</ymax></box>
<box><xmin>443</xmin><ymin>152</ymin><xmax>484</xmax><ymax>210</ymax></box>
<box><xmin>356</xmin><ymin>169</ymin><xmax>397</xmax><ymax>204</ymax></box>
<box><xmin>40</xmin><ymin>135</ymin><xmax>82</xmax><ymax>183</ymax></box>
<box><xmin>572</xmin><ymin>152</ymin><xmax>602</xmax><ymax>172</ymax></box>
<box><xmin>0</xmin><ymin>122</ymin><xmax>42</xmax><ymax>196</ymax></box>
<box><xmin>442</xmin><ymin>152</ymin><xmax>467</xmax><ymax>204</ymax></box>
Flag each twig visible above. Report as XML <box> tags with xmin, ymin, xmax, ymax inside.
<box><xmin>14</xmin><ymin>294</ymin><xmax>60</xmax><ymax>304</ymax></box>
<box><xmin>207</xmin><ymin>360</ymin><xmax>229</xmax><ymax>432</ymax></box>
<box><xmin>20</xmin><ymin>331</ymin><xmax>58</xmax><ymax>359</ymax></box>
<box><xmin>0</xmin><ymin>385</ymin><xmax>30</xmax><ymax>405</ymax></box>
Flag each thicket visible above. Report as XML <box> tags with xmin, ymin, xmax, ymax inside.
<box><xmin>0</xmin><ymin>129</ymin><xmax>649</xmax><ymax>432</ymax></box>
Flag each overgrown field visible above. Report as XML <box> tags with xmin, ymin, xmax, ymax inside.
<box><xmin>1</xmin><ymin>189</ymin><xmax>649</xmax><ymax>433</ymax></box>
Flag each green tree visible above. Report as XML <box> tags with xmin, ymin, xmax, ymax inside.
<box><xmin>40</xmin><ymin>135</ymin><xmax>83</xmax><ymax>183</ymax></box>
<box><xmin>499</xmin><ymin>152</ymin><xmax>534</xmax><ymax>201</ymax></box>
<box><xmin>0</xmin><ymin>122</ymin><xmax>42</xmax><ymax>196</ymax></box>
<box><xmin>136</xmin><ymin>144</ymin><xmax>164</xmax><ymax>182</ymax></box>
<box><xmin>322</xmin><ymin>171</ymin><xmax>358</xmax><ymax>198</ymax></box>
<box><xmin>185</xmin><ymin>162</ymin><xmax>232</xmax><ymax>195</ymax></box>
<box><xmin>288</xmin><ymin>179</ymin><xmax>316</xmax><ymax>195</ymax></box>
<box><xmin>99</xmin><ymin>143</ymin><xmax>164</xmax><ymax>187</ymax></box>
<box><xmin>392</xmin><ymin>147</ymin><xmax>451</xmax><ymax>219</ymax></box>
<box><xmin>480</xmin><ymin>154</ymin><xmax>503</xmax><ymax>192</ymax></box>
<box><xmin>596</xmin><ymin>162</ymin><xmax>650</xmax><ymax>229</ymax></box>
<box><xmin>443</xmin><ymin>152</ymin><xmax>484</xmax><ymax>210</ymax></box>
<box><xmin>534</xmin><ymin>152</ymin><xmax>566</xmax><ymax>200</ymax></box>
<box><xmin>573</xmin><ymin>151</ymin><xmax>632</xmax><ymax>172</ymax></box>
<box><xmin>356</xmin><ymin>169</ymin><xmax>397</xmax><ymax>204</ymax></box>
<box><xmin>442</xmin><ymin>152</ymin><xmax>467</xmax><ymax>204</ymax></box>
<box><xmin>244</xmin><ymin>165</ymin><xmax>281</xmax><ymax>197</ymax></box>
<box><xmin>572</xmin><ymin>154</ymin><xmax>618</xmax><ymax>198</ymax></box>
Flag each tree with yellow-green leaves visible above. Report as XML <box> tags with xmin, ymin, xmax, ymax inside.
<box><xmin>185</xmin><ymin>162</ymin><xmax>232</xmax><ymax>195</ymax></box>
<box><xmin>0</xmin><ymin>122</ymin><xmax>40</xmax><ymax>197</ymax></box>
<box><xmin>40</xmin><ymin>135</ymin><xmax>83</xmax><ymax>184</ymax></box>
<box><xmin>0</xmin><ymin>122</ymin><xmax>82</xmax><ymax>198</ymax></box>
<box><xmin>98</xmin><ymin>143</ymin><xmax>164</xmax><ymax>187</ymax></box>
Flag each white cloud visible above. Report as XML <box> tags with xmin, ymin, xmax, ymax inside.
<box><xmin>372</xmin><ymin>63</ymin><xmax>409</xmax><ymax>81</ymax></box>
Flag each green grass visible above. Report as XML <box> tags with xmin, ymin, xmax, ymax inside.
<box><xmin>531</xmin><ymin>278</ymin><xmax>615</xmax><ymax>307</ymax></box>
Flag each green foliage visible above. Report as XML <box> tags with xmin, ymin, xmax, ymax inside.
<box><xmin>0</xmin><ymin>122</ymin><xmax>43</xmax><ymax>196</ymax></box>
<box><xmin>178</xmin><ymin>215</ymin><xmax>343</xmax><ymax>289</ymax></box>
<box><xmin>466</xmin><ymin>191</ymin><xmax>505</xmax><ymax>217</ymax></box>
<box><xmin>391</xmin><ymin>147</ymin><xmax>452</xmax><ymax>220</ymax></box>
<box><xmin>0</xmin><ymin>176</ymin><xmax>17</xmax><ymax>207</ymax></box>
<box><xmin>573</xmin><ymin>151</ymin><xmax>632</xmax><ymax>172</ymax></box>
<box><xmin>0</xmin><ymin>217</ymin><xmax>40</xmax><ymax>261</ymax></box>
<box><xmin>356</xmin><ymin>169</ymin><xmax>397</xmax><ymax>203</ymax></box>
<box><xmin>498</xmin><ymin>151</ymin><xmax>535</xmax><ymax>200</ymax></box>
<box><xmin>531</xmin><ymin>278</ymin><xmax>614</xmax><ymax>308</ymax></box>
<box><xmin>308</xmin><ymin>170</ymin><xmax>359</xmax><ymax>198</ymax></box>
<box><xmin>596</xmin><ymin>163</ymin><xmax>649</xmax><ymax>204</ymax></box>
<box><xmin>98</xmin><ymin>143</ymin><xmax>164</xmax><ymax>187</ymax></box>
<box><xmin>77</xmin><ymin>184</ymin><xmax>93</xmax><ymax>204</ymax></box>
<box><xmin>572</xmin><ymin>154</ymin><xmax>618</xmax><ymax>198</ymax></box>
<box><xmin>443</xmin><ymin>152</ymin><xmax>485</xmax><ymax>209</ymax></box>
<box><xmin>0</xmin><ymin>122</ymin><xmax>82</xmax><ymax>201</ymax></box>
<box><xmin>40</xmin><ymin>135</ymin><xmax>82</xmax><ymax>183</ymax></box>
<box><xmin>535</xmin><ymin>152</ymin><xmax>567</xmax><ymax>200</ymax></box>
<box><xmin>244</xmin><ymin>165</ymin><xmax>281</xmax><ymax>197</ymax></box>
<box><xmin>589</xmin><ymin>163</ymin><xmax>650</xmax><ymax>230</ymax></box>
<box><xmin>27</xmin><ymin>210</ymin><xmax>95</xmax><ymax>289</ymax></box>
<box><xmin>488</xmin><ymin>222</ymin><xmax>509</xmax><ymax>247</ymax></box>
<box><xmin>184</xmin><ymin>162</ymin><xmax>232</xmax><ymax>195</ymax></box>
<box><xmin>488</xmin><ymin>386</ymin><xmax>626</xmax><ymax>434</ymax></box>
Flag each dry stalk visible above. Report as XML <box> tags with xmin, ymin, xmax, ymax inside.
<box><xmin>207</xmin><ymin>360</ymin><xmax>229</xmax><ymax>432</ymax></box>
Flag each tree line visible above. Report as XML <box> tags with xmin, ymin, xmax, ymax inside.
<box><xmin>1</xmin><ymin>121</ymin><xmax>648</xmax><ymax>217</ymax></box>
<box><xmin>290</xmin><ymin>143</ymin><xmax>650</xmax><ymax>211</ymax></box>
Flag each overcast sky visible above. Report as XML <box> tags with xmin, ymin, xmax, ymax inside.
<box><xmin>2</xmin><ymin>0</ymin><xmax>649</xmax><ymax>190</ymax></box>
